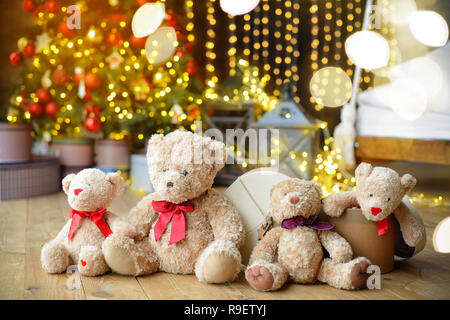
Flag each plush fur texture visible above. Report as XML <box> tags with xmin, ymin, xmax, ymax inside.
<box><xmin>103</xmin><ymin>130</ymin><xmax>245</xmax><ymax>283</ymax></box>
<box><xmin>245</xmin><ymin>178</ymin><xmax>371</xmax><ymax>291</ymax></box>
<box><xmin>41</xmin><ymin>168</ymin><xmax>135</xmax><ymax>276</ymax></box>
<box><xmin>322</xmin><ymin>162</ymin><xmax>426</xmax><ymax>248</ymax></box>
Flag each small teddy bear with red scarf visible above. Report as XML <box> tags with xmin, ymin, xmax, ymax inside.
<box><xmin>41</xmin><ymin>168</ymin><xmax>136</xmax><ymax>276</ymax></box>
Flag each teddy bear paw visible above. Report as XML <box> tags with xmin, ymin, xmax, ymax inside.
<box><xmin>350</xmin><ymin>259</ymin><xmax>370</xmax><ymax>289</ymax></box>
<box><xmin>245</xmin><ymin>265</ymin><xmax>274</xmax><ymax>291</ymax></box>
<box><xmin>41</xmin><ymin>242</ymin><xmax>70</xmax><ymax>274</ymax></box>
<box><xmin>195</xmin><ymin>239</ymin><xmax>241</xmax><ymax>283</ymax></box>
<box><xmin>78</xmin><ymin>246</ymin><xmax>109</xmax><ymax>277</ymax></box>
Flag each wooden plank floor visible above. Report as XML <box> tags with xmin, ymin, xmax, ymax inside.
<box><xmin>1</xmin><ymin>187</ymin><xmax>449</xmax><ymax>300</ymax></box>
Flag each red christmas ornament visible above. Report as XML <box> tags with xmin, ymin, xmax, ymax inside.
<box><xmin>84</xmin><ymin>72</ymin><xmax>101</xmax><ymax>89</ymax></box>
<box><xmin>28</xmin><ymin>103</ymin><xmax>44</xmax><ymax>117</ymax></box>
<box><xmin>130</xmin><ymin>35</ymin><xmax>146</xmax><ymax>48</ymax></box>
<box><xmin>58</xmin><ymin>21</ymin><xmax>75</xmax><ymax>37</ymax></box>
<box><xmin>45</xmin><ymin>102</ymin><xmax>60</xmax><ymax>118</ymax></box>
<box><xmin>137</xmin><ymin>0</ymin><xmax>154</xmax><ymax>7</ymax></box>
<box><xmin>166</xmin><ymin>13</ymin><xmax>178</xmax><ymax>27</ymax></box>
<box><xmin>9</xmin><ymin>52</ymin><xmax>22</xmax><ymax>66</ymax></box>
<box><xmin>22</xmin><ymin>43</ymin><xmax>36</xmax><ymax>58</ymax></box>
<box><xmin>36</xmin><ymin>88</ymin><xmax>52</xmax><ymax>104</ymax></box>
<box><xmin>44</xmin><ymin>0</ymin><xmax>60</xmax><ymax>13</ymax></box>
<box><xmin>22</xmin><ymin>0</ymin><xmax>36</xmax><ymax>12</ymax></box>
<box><xmin>186</xmin><ymin>60</ymin><xmax>198</xmax><ymax>76</ymax></box>
<box><xmin>51</xmin><ymin>69</ymin><xmax>69</xmax><ymax>85</ymax></box>
<box><xmin>175</xmin><ymin>50</ymin><xmax>186</xmax><ymax>58</ymax></box>
<box><xmin>84</xmin><ymin>103</ymin><xmax>101</xmax><ymax>115</ymax></box>
<box><xmin>84</xmin><ymin>116</ymin><xmax>102</xmax><ymax>132</ymax></box>
<box><xmin>32</xmin><ymin>5</ymin><xmax>45</xmax><ymax>17</ymax></box>
<box><xmin>106</xmin><ymin>31</ymin><xmax>123</xmax><ymax>46</ymax></box>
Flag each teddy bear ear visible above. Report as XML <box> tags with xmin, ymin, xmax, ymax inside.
<box><xmin>62</xmin><ymin>174</ymin><xmax>76</xmax><ymax>195</ymax></box>
<box><xmin>310</xmin><ymin>181</ymin><xmax>322</xmax><ymax>196</ymax></box>
<box><xmin>204</xmin><ymin>138</ymin><xmax>227</xmax><ymax>170</ymax></box>
<box><xmin>355</xmin><ymin>162</ymin><xmax>373</xmax><ymax>180</ymax></box>
<box><xmin>401</xmin><ymin>174</ymin><xmax>416</xmax><ymax>193</ymax></box>
<box><xmin>146</xmin><ymin>133</ymin><xmax>164</xmax><ymax>155</ymax></box>
<box><xmin>106</xmin><ymin>172</ymin><xmax>126</xmax><ymax>197</ymax></box>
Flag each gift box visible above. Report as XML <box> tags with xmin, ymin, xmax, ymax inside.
<box><xmin>0</xmin><ymin>156</ymin><xmax>60</xmax><ymax>201</ymax></box>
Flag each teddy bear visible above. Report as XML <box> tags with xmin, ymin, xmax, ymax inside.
<box><xmin>41</xmin><ymin>168</ymin><xmax>136</xmax><ymax>276</ymax></box>
<box><xmin>322</xmin><ymin>162</ymin><xmax>426</xmax><ymax>258</ymax></box>
<box><xmin>245</xmin><ymin>178</ymin><xmax>372</xmax><ymax>291</ymax></box>
<box><xmin>102</xmin><ymin>130</ymin><xmax>245</xmax><ymax>283</ymax></box>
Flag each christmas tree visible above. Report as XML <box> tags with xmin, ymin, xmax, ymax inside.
<box><xmin>8</xmin><ymin>0</ymin><xmax>203</xmax><ymax>150</ymax></box>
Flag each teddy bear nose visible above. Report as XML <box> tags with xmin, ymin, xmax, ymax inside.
<box><xmin>371</xmin><ymin>207</ymin><xmax>382</xmax><ymax>216</ymax></box>
<box><xmin>167</xmin><ymin>182</ymin><xmax>174</xmax><ymax>188</ymax></box>
<box><xmin>74</xmin><ymin>189</ymin><xmax>83</xmax><ymax>196</ymax></box>
<box><xmin>290</xmin><ymin>196</ymin><xmax>299</xmax><ymax>204</ymax></box>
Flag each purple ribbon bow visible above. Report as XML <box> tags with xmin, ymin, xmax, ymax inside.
<box><xmin>281</xmin><ymin>215</ymin><xmax>335</xmax><ymax>231</ymax></box>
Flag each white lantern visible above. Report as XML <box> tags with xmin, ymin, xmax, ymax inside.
<box><xmin>409</xmin><ymin>11</ymin><xmax>449</xmax><ymax>47</ymax></box>
<box><xmin>345</xmin><ymin>30</ymin><xmax>390</xmax><ymax>70</ymax></box>
<box><xmin>145</xmin><ymin>27</ymin><xmax>178</xmax><ymax>65</ymax></box>
<box><xmin>132</xmin><ymin>3</ymin><xmax>165</xmax><ymax>38</ymax></box>
<box><xmin>219</xmin><ymin>0</ymin><xmax>260</xmax><ymax>16</ymax></box>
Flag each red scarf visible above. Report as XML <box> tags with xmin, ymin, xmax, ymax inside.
<box><xmin>152</xmin><ymin>200</ymin><xmax>194</xmax><ymax>245</ymax></box>
<box><xmin>68</xmin><ymin>208</ymin><xmax>112</xmax><ymax>241</ymax></box>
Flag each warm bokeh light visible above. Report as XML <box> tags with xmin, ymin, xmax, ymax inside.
<box><xmin>145</xmin><ymin>27</ymin><xmax>178</xmax><ymax>65</ymax></box>
<box><xmin>309</xmin><ymin>67</ymin><xmax>352</xmax><ymax>108</ymax></box>
<box><xmin>345</xmin><ymin>31</ymin><xmax>390</xmax><ymax>70</ymax></box>
<box><xmin>433</xmin><ymin>217</ymin><xmax>450</xmax><ymax>254</ymax></box>
<box><xmin>380</xmin><ymin>0</ymin><xmax>417</xmax><ymax>25</ymax></box>
<box><xmin>219</xmin><ymin>0</ymin><xmax>260</xmax><ymax>16</ymax></box>
<box><xmin>409</xmin><ymin>11</ymin><xmax>449</xmax><ymax>47</ymax></box>
<box><xmin>132</xmin><ymin>3</ymin><xmax>165</xmax><ymax>38</ymax></box>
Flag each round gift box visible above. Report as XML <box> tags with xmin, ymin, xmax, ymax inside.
<box><xmin>52</xmin><ymin>138</ymin><xmax>94</xmax><ymax>167</ymax></box>
<box><xmin>96</xmin><ymin>139</ymin><xmax>130</xmax><ymax>170</ymax></box>
<box><xmin>0</xmin><ymin>156</ymin><xmax>60</xmax><ymax>201</ymax></box>
<box><xmin>325</xmin><ymin>208</ymin><xmax>396</xmax><ymax>274</ymax></box>
<box><xmin>0</xmin><ymin>123</ymin><xmax>32</xmax><ymax>163</ymax></box>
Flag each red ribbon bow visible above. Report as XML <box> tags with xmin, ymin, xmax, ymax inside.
<box><xmin>152</xmin><ymin>200</ymin><xmax>194</xmax><ymax>245</ymax></box>
<box><xmin>68</xmin><ymin>208</ymin><xmax>112</xmax><ymax>241</ymax></box>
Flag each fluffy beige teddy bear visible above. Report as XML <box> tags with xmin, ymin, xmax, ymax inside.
<box><xmin>102</xmin><ymin>130</ymin><xmax>245</xmax><ymax>283</ymax></box>
<box><xmin>322</xmin><ymin>162</ymin><xmax>425</xmax><ymax>258</ymax></box>
<box><xmin>245</xmin><ymin>178</ymin><xmax>371</xmax><ymax>291</ymax></box>
<box><xmin>41</xmin><ymin>168</ymin><xmax>136</xmax><ymax>276</ymax></box>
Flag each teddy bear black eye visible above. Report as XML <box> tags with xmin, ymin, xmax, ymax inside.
<box><xmin>182</xmin><ymin>170</ymin><xmax>188</xmax><ymax>176</ymax></box>
<box><xmin>369</xmin><ymin>194</ymin><xmax>373</xmax><ymax>197</ymax></box>
<box><xmin>163</xmin><ymin>169</ymin><xmax>168</xmax><ymax>172</ymax></box>
<box><xmin>387</xmin><ymin>197</ymin><xmax>391</xmax><ymax>201</ymax></box>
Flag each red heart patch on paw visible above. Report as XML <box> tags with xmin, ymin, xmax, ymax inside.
<box><xmin>80</xmin><ymin>260</ymin><xmax>87</xmax><ymax>266</ymax></box>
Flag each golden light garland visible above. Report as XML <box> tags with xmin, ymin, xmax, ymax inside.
<box><xmin>261</xmin><ymin>0</ymin><xmax>270</xmax><ymax>79</ymax></box>
<box><xmin>228</xmin><ymin>14</ymin><xmax>237</xmax><ymax>77</ymax></box>
<box><xmin>204</xmin><ymin>59</ymin><xmax>277</xmax><ymax>111</ymax></box>
<box><xmin>273</xmin><ymin>0</ymin><xmax>283</xmax><ymax>96</ymax></box>
<box><xmin>251</xmin><ymin>5</ymin><xmax>261</xmax><ymax>64</ymax></box>
<box><xmin>205</xmin><ymin>0</ymin><xmax>217</xmax><ymax>86</ymax></box>
<box><xmin>290</xmin><ymin>0</ymin><xmax>301</xmax><ymax>104</ymax></box>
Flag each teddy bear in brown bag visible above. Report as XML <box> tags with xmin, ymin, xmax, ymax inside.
<box><xmin>245</xmin><ymin>178</ymin><xmax>372</xmax><ymax>291</ymax></box>
<box><xmin>41</xmin><ymin>168</ymin><xmax>137</xmax><ymax>276</ymax></box>
<box><xmin>102</xmin><ymin>130</ymin><xmax>245</xmax><ymax>283</ymax></box>
<box><xmin>322</xmin><ymin>162</ymin><xmax>425</xmax><ymax>259</ymax></box>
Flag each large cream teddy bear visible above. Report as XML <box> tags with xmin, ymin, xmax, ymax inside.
<box><xmin>102</xmin><ymin>130</ymin><xmax>245</xmax><ymax>283</ymax></box>
<box><xmin>41</xmin><ymin>168</ymin><xmax>136</xmax><ymax>276</ymax></box>
<box><xmin>323</xmin><ymin>162</ymin><xmax>425</xmax><ymax>258</ymax></box>
<box><xmin>245</xmin><ymin>178</ymin><xmax>372</xmax><ymax>291</ymax></box>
